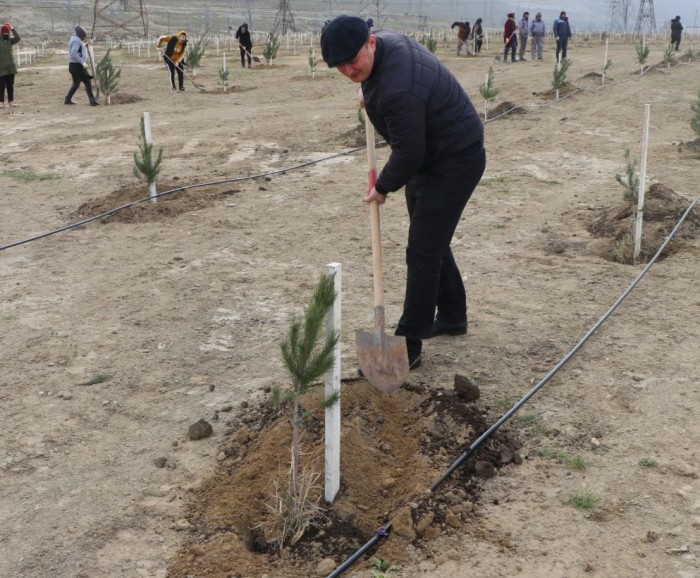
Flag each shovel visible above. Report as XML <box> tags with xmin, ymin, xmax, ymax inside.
<box><xmin>162</xmin><ymin>53</ymin><xmax>206</xmax><ymax>91</ymax></box>
<box><xmin>240</xmin><ymin>45</ymin><xmax>262</xmax><ymax>63</ymax></box>
<box><xmin>355</xmin><ymin>109</ymin><xmax>410</xmax><ymax>394</ymax></box>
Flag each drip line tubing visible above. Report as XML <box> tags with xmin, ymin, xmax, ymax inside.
<box><xmin>328</xmin><ymin>193</ymin><xmax>699</xmax><ymax>578</ymax></box>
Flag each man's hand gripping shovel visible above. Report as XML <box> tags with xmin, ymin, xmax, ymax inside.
<box><xmin>355</xmin><ymin>96</ymin><xmax>410</xmax><ymax>394</ymax></box>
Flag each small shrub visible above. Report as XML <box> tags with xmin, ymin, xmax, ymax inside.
<box><xmin>133</xmin><ymin>116</ymin><xmax>163</xmax><ymax>189</ymax></box>
<box><xmin>639</xmin><ymin>457</ymin><xmax>658</xmax><ymax>467</ymax></box>
<box><xmin>260</xmin><ymin>275</ymin><xmax>339</xmax><ymax>550</ymax></box>
<box><xmin>420</xmin><ymin>33</ymin><xmax>438</xmax><ymax>53</ymax></box>
<box><xmin>218</xmin><ymin>65</ymin><xmax>229</xmax><ymax>91</ymax></box>
<box><xmin>95</xmin><ymin>48</ymin><xmax>121</xmax><ymax>105</ymax></box>
<box><xmin>566</xmin><ymin>486</ymin><xmax>599</xmax><ymax>510</ymax></box>
<box><xmin>478</xmin><ymin>66</ymin><xmax>500</xmax><ymax>120</ymax></box>
<box><xmin>613</xmin><ymin>234</ymin><xmax>634</xmax><ymax>264</ymax></box>
<box><xmin>615</xmin><ymin>148</ymin><xmax>640</xmax><ymax>202</ymax></box>
<box><xmin>552</xmin><ymin>58</ymin><xmax>571</xmax><ymax>98</ymax></box>
<box><xmin>604</xmin><ymin>58</ymin><xmax>612</xmax><ymax>73</ymax></box>
<box><xmin>186</xmin><ymin>34</ymin><xmax>209</xmax><ymax>76</ymax></box>
<box><xmin>690</xmin><ymin>91</ymin><xmax>700</xmax><ymax>143</ymax></box>
<box><xmin>636</xmin><ymin>40</ymin><xmax>650</xmax><ymax>73</ymax></box>
<box><xmin>263</xmin><ymin>33</ymin><xmax>280</xmax><ymax>65</ymax></box>
<box><xmin>662</xmin><ymin>45</ymin><xmax>676</xmax><ymax>68</ymax></box>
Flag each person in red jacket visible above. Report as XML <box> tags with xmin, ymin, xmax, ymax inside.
<box><xmin>503</xmin><ymin>13</ymin><xmax>518</xmax><ymax>63</ymax></box>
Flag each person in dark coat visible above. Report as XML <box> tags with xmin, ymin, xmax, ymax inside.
<box><xmin>471</xmin><ymin>18</ymin><xmax>484</xmax><ymax>53</ymax></box>
<box><xmin>0</xmin><ymin>22</ymin><xmax>20</xmax><ymax>108</ymax></box>
<box><xmin>670</xmin><ymin>16</ymin><xmax>683</xmax><ymax>51</ymax></box>
<box><xmin>321</xmin><ymin>15</ymin><xmax>486</xmax><ymax>369</ymax></box>
<box><xmin>503</xmin><ymin>13</ymin><xmax>518</xmax><ymax>63</ymax></box>
<box><xmin>64</xmin><ymin>26</ymin><xmax>99</xmax><ymax>105</ymax></box>
<box><xmin>235</xmin><ymin>23</ymin><xmax>253</xmax><ymax>68</ymax></box>
<box><xmin>553</xmin><ymin>11</ymin><xmax>572</xmax><ymax>61</ymax></box>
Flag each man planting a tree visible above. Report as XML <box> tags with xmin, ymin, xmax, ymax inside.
<box><xmin>321</xmin><ymin>15</ymin><xmax>486</xmax><ymax>370</ymax></box>
<box><xmin>156</xmin><ymin>30</ymin><xmax>188</xmax><ymax>91</ymax></box>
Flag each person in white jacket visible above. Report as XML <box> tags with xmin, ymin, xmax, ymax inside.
<box><xmin>529</xmin><ymin>12</ymin><xmax>546</xmax><ymax>60</ymax></box>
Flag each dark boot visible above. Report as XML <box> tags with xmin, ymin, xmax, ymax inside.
<box><xmin>426</xmin><ymin>318</ymin><xmax>467</xmax><ymax>339</ymax></box>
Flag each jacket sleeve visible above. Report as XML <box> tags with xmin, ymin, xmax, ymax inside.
<box><xmin>373</xmin><ymin>93</ymin><xmax>426</xmax><ymax>194</ymax></box>
<box><xmin>156</xmin><ymin>35</ymin><xmax>168</xmax><ymax>48</ymax></box>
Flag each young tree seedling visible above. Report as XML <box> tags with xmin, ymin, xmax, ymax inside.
<box><xmin>478</xmin><ymin>66</ymin><xmax>500</xmax><ymax>121</ymax></box>
<box><xmin>133</xmin><ymin>112</ymin><xmax>164</xmax><ymax>203</ymax></box>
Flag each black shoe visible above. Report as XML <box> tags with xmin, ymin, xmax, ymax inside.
<box><xmin>90</xmin><ymin>100</ymin><xmax>100</xmax><ymax>106</ymax></box>
<box><xmin>426</xmin><ymin>318</ymin><xmax>467</xmax><ymax>339</ymax></box>
<box><xmin>64</xmin><ymin>100</ymin><xmax>75</xmax><ymax>105</ymax></box>
<box><xmin>179</xmin><ymin>87</ymin><xmax>185</xmax><ymax>91</ymax></box>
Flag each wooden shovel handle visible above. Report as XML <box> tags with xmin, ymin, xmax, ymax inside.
<box><xmin>364</xmin><ymin>109</ymin><xmax>384</xmax><ymax>310</ymax></box>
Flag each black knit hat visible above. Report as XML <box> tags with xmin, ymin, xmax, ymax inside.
<box><xmin>321</xmin><ymin>15</ymin><xmax>370</xmax><ymax>68</ymax></box>
<box><xmin>75</xmin><ymin>26</ymin><xmax>87</xmax><ymax>40</ymax></box>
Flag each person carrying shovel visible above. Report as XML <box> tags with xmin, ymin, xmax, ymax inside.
<box><xmin>321</xmin><ymin>15</ymin><xmax>486</xmax><ymax>372</ymax></box>
<box><xmin>156</xmin><ymin>29</ymin><xmax>188</xmax><ymax>91</ymax></box>
<box><xmin>64</xmin><ymin>26</ymin><xmax>99</xmax><ymax>106</ymax></box>
<box><xmin>235</xmin><ymin>23</ymin><xmax>253</xmax><ymax>68</ymax></box>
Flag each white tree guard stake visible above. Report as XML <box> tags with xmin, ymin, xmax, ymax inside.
<box><xmin>602</xmin><ymin>38</ymin><xmax>609</xmax><ymax>85</ymax></box>
<box><xmin>143</xmin><ymin>112</ymin><xmax>158</xmax><ymax>204</ymax></box>
<box><xmin>324</xmin><ymin>262</ymin><xmax>342</xmax><ymax>504</ymax></box>
<box><xmin>216</xmin><ymin>36</ymin><xmax>219</xmax><ymax>56</ymax></box>
<box><xmin>634</xmin><ymin>104</ymin><xmax>651</xmax><ymax>263</ymax></box>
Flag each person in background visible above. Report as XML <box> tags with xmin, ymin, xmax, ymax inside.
<box><xmin>0</xmin><ymin>21</ymin><xmax>20</xmax><ymax>109</ymax></box>
<box><xmin>503</xmin><ymin>13</ymin><xmax>518</xmax><ymax>63</ymax></box>
<box><xmin>235</xmin><ymin>23</ymin><xmax>252</xmax><ymax>68</ymax></box>
<box><xmin>553</xmin><ymin>11</ymin><xmax>572</xmax><ymax>62</ymax></box>
<box><xmin>471</xmin><ymin>17</ymin><xmax>484</xmax><ymax>53</ymax></box>
<box><xmin>670</xmin><ymin>16</ymin><xmax>683</xmax><ymax>51</ymax></box>
<box><xmin>530</xmin><ymin>12</ymin><xmax>546</xmax><ymax>60</ymax></box>
<box><xmin>64</xmin><ymin>26</ymin><xmax>99</xmax><ymax>106</ymax></box>
<box><xmin>518</xmin><ymin>11</ymin><xmax>529</xmax><ymax>61</ymax></box>
<box><xmin>451</xmin><ymin>20</ymin><xmax>471</xmax><ymax>56</ymax></box>
<box><xmin>321</xmin><ymin>16</ymin><xmax>486</xmax><ymax>370</ymax></box>
<box><xmin>156</xmin><ymin>29</ymin><xmax>188</xmax><ymax>90</ymax></box>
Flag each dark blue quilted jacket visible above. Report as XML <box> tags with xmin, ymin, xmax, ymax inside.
<box><xmin>362</xmin><ymin>31</ymin><xmax>483</xmax><ymax>195</ymax></box>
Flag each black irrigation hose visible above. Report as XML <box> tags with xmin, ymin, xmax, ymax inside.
<box><xmin>328</xmin><ymin>194</ymin><xmax>700</xmax><ymax>578</ymax></box>
<box><xmin>0</xmin><ymin>147</ymin><xmax>363</xmax><ymax>253</ymax></box>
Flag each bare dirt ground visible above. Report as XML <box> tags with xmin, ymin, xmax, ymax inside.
<box><xmin>1</xmin><ymin>10</ymin><xmax>699</xmax><ymax>578</ymax></box>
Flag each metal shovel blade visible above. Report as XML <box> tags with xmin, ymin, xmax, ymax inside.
<box><xmin>356</xmin><ymin>307</ymin><xmax>410</xmax><ymax>394</ymax></box>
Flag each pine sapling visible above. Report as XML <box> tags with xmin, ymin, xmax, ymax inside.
<box><xmin>420</xmin><ymin>32</ymin><xmax>438</xmax><ymax>53</ymax></box>
<box><xmin>636</xmin><ymin>40</ymin><xmax>650</xmax><ymax>74</ymax></box>
<box><xmin>691</xmin><ymin>91</ymin><xmax>700</xmax><ymax>149</ymax></box>
<box><xmin>186</xmin><ymin>34</ymin><xmax>209</xmax><ymax>77</ymax></box>
<box><xmin>263</xmin><ymin>33</ymin><xmax>280</xmax><ymax>66</ymax></box>
<box><xmin>615</xmin><ymin>148</ymin><xmax>640</xmax><ymax>203</ymax></box>
<box><xmin>551</xmin><ymin>58</ymin><xmax>570</xmax><ymax>100</ymax></box>
<box><xmin>478</xmin><ymin>66</ymin><xmax>500</xmax><ymax>121</ymax></box>
<box><xmin>662</xmin><ymin>44</ymin><xmax>675</xmax><ymax>69</ymax></box>
<box><xmin>263</xmin><ymin>274</ymin><xmax>339</xmax><ymax>550</ymax></box>
<box><xmin>95</xmin><ymin>48</ymin><xmax>121</xmax><ymax>105</ymax></box>
<box><xmin>218</xmin><ymin>64</ymin><xmax>229</xmax><ymax>92</ymax></box>
<box><xmin>133</xmin><ymin>114</ymin><xmax>164</xmax><ymax>203</ymax></box>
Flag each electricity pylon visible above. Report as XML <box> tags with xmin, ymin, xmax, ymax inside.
<box><xmin>91</xmin><ymin>0</ymin><xmax>149</xmax><ymax>39</ymax></box>
<box><xmin>634</xmin><ymin>0</ymin><xmax>656</xmax><ymax>35</ymax></box>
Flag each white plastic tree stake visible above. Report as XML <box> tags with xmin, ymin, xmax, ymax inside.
<box><xmin>143</xmin><ymin>112</ymin><xmax>158</xmax><ymax>204</ymax></box>
<box><xmin>634</xmin><ymin>104</ymin><xmax>651</xmax><ymax>263</ymax></box>
<box><xmin>324</xmin><ymin>262</ymin><xmax>342</xmax><ymax>504</ymax></box>
<box><xmin>602</xmin><ymin>38</ymin><xmax>609</xmax><ymax>85</ymax></box>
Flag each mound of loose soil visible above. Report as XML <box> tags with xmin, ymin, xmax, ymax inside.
<box><xmin>336</xmin><ymin>125</ymin><xmax>366</xmax><ymax>148</ymax></box>
<box><xmin>586</xmin><ymin>183</ymin><xmax>700</xmax><ymax>263</ymax></box>
<box><xmin>108</xmin><ymin>93</ymin><xmax>143</xmax><ymax>104</ymax></box>
<box><xmin>70</xmin><ymin>181</ymin><xmax>243</xmax><ymax>223</ymax></box>
<box><xmin>488</xmin><ymin>101</ymin><xmax>526</xmax><ymax>119</ymax></box>
<box><xmin>168</xmin><ymin>378</ymin><xmax>522</xmax><ymax>578</ymax></box>
<box><xmin>537</xmin><ymin>81</ymin><xmax>579</xmax><ymax>98</ymax></box>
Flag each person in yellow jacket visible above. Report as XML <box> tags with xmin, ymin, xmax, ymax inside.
<box><xmin>156</xmin><ymin>30</ymin><xmax>188</xmax><ymax>91</ymax></box>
